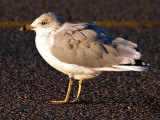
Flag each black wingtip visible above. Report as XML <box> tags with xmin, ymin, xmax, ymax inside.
<box><xmin>134</xmin><ymin>60</ymin><xmax>150</xmax><ymax>67</ymax></box>
<box><xmin>121</xmin><ymin>60</ymin><xmax>150</xmax><ymax>67</ymax></box>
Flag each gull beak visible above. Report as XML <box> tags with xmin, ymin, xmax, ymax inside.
<box><xmin>20</xmin><ymin>24</ymin><xmax>35</xmax><ymax>31</ymax></box>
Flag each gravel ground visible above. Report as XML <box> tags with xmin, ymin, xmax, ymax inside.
<box><xmin>1</xmin><ymin>27</ymin><xmax>160</xmax><ymax>119</ymax></box>
<box><xmin>1</xmin><ymin>0</ymin><xmax>160</xmax><ymax>119</ymax></box>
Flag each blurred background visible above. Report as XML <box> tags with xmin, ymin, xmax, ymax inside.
<box><xmin>0</xmin><ymin>0</ymin><xmax>160</xmax><ymax>21</ymax></box>
<box><xmin>1</xmin><ymin>0</ymin><xmax>160</xmax><ymax>119</ymax></box>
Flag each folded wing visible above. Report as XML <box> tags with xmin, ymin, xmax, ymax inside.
<box><xmin>51</xmin><ymin>22</ymin><xmax>141</xmax><ymax>68</ymax></box>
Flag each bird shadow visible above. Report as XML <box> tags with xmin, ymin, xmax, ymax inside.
<box><xmin>68</xmin><ymin>100</ymin><xmax>108</xmax><ymax>105</ymax></box>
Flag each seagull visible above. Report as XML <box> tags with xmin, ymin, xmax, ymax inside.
<box><xmin>20</xmin><ymin>12</ymin><xmax>149</xmax><ymax>104</ymax></box>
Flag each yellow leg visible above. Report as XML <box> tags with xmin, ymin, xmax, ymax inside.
<box><xmin>70</xmin><ymin>80</ymin><xmax>83</xmax><ymax>103</ymax></box>
<box><xmin>51</xmin><ymin>78</ymin><xmax>73</xmax><ymax>104</ymax></box>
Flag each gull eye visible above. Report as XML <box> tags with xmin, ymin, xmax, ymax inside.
<box><xmin>41</xmin><ymin>22</ymin><xmax>47</xmax><ymax>25</ymax></box>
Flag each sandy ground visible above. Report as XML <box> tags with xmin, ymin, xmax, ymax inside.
<box><xmin>1</xmin><ymin>0</ymin><xmax>160</xmax><ymax>119</ymax></box>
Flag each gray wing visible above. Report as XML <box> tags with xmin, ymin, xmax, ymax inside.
<box><xmin>51</xmin><ymin>22</ymin><xmax>141</xmax><ymax>68</ymax></box>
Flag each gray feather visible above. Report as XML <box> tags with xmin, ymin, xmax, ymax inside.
<box><xmin>51</xmin><ymin>23</ymin><xmax>141</xmax><ymax>68</ymax></box>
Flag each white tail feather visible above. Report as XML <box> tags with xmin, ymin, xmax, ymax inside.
<box><xmin>113</xmin><ymin>65</ymin><xmax>148</xmax><ymax>71</ymax></box>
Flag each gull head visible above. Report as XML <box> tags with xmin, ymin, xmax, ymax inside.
<box><xmin>20</xmin><ymin>12</ymin><xmax>65</xmax><ymax>36</ymax></box>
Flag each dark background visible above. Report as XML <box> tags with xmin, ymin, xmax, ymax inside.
<box><xmin>1</xmin><ymin>0</ymin><xmax>160</xmax><ymax>119</ymax></box>
<box><xmin>0</xmin><ymin>0</ymin><xmax>160</xmax><ymax>21</ymax></box>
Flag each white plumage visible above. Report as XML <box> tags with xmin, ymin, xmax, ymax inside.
<box><xmin>20</xmin><ymin>12</ymin><xmax>149</xmax><ymax>103</ymax></box>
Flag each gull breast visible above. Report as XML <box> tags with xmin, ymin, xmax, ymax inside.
<box><xmin>35</xmin><ymin>35</ymin><xmax>99</xmax><ymax>79</ymax></box>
